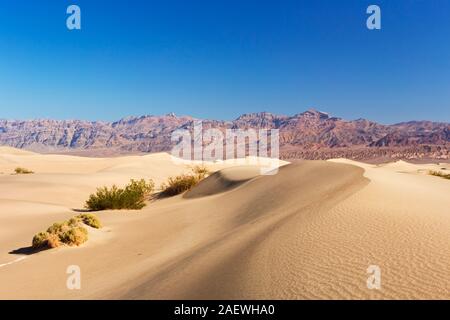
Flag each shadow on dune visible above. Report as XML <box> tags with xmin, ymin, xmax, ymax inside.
<box><xmin>150</xmin><ymin>191</ymin><xmax>167</xmax><ymax>200</ymax></box>
<box><xmin>9</xmin><ymin>246</ymin><xmax>48</xmax><ymax>256</ymax></box>
<box><xmin>71</xmin><ymin>208</ymin><xmax>92</xmax><ymax>213</ymax></box>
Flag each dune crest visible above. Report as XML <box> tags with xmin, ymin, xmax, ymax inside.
<box><xmin>184</xmin><ymin>166</ymin><xmax>262</xmax><ymax>199</ymax></box>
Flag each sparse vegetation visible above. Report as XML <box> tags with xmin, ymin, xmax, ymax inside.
<box><xmin>160</xmin><ymin>165</ymin><xmax>210</xmax><ymax>197</ymax></box>
<box><xmin>429</xmin><ymin>170</ymin><xmax>450</xmax><ymax>180</ymax></box>
<box><xmin>46</xmin><ymin>233</ymin><xmax>61</xmax><ymax>248</ymax></box>
<box><xmin>59</xmin><ymin>226</ymin><xmax>88</xmax><ymax>246</ymax></box>
<box><xmin>31</xmin><ymin>213</ymin><xmax>102</xmax><ymax>250</ymax></box>
<box><xmin>47</xmin><ymin>222</ymin><xmax>68</xmax><ymax>235</ymax></box>
<box><xmin>76</xmin><ymin>213</ymin><xmax>102</xmax><ymax>229</ymax></box>
<box><xmin>85</xmin><ymin>179</ymin><xmax>155</xmax><ymax>211</ymax></box>
<box><xmin>191</xmin><ymin>165</ymin><xmax>210</xmax><ymax>177</ymax></box>
<box><xmin>160</xmin><ymin>174</ymin><xmax>200</xmax><ymax>197</ymax></box>
<box><xmin>14</xmin><ymin>167</ymin><xmax>34</xmax><ymax>174</ymax></box>
<box><xmin>32</xmin><ymin>232</ymin><xmax>51</xmax><ymax>249</ymax></box>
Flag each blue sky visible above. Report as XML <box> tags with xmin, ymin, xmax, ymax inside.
<box><xmin>0</xmin><ymin>0</ymin><xmax>449</xmax><ymax>124</ymax></box>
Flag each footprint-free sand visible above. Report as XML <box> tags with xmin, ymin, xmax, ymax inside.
<box><xmin>0</xmin><ymin>147</ymin><xmax>449</xmax><ymax>299</ymax></box>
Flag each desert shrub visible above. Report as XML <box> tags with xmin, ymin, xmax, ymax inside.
<box><xmin>120</xmin><ymin>179</ymin><xmax>155</xmax><ymax>208</ymax></box>
<box><xmin>47</xmin><ymin>222</ymin><xmax>70</xmax><ymax>234</ymax></box>
<box><xmin>32</xmin><ymin>232</ymin><xmax>50</xmax><ymax>249</ymax></box>
<box><xmin>32</xmin><ymin>231</ymin><xmax>63</xmax><ymax>249</ymax></box>
<box><xmin>59</xmin><ymin>226</ymin><xmax>88</xmax><ymax>246</ymax></box>
<box><xmin>429</xmin><ymin>170</ymin><xmax>450</xmax><ymax>180</ymax></box>
<box><xmin>191</xmin><ymin>165</ymin><xmax>210</xmax><ymax>178</ymax></box>
<box><xmin>160</xmin><ymin>174</ymin><xmax>199</xmax><ymax>197</ymax></box>
<box><xmin>160</xmin><ymin>166</ymin><xmax>210</xmax><ymax>197</ymax></box>
<box><xmin>31</xmin><ymin>214</ymin><xmax>102</xmax><ymax>250</ymax></box>
<box><xmin>68</xmin><ymin>217</ymin><xmax>79</xmax><ymax>227</ymax></box>
<box><xmin>46</xmin><ymin>233</ymin><xmax>61</xmax><ymax>248</ymax></box>
<box><xmin>76</xmin><ymin>213</ymin><xmax>101</xmax><ymax>229</ymax></box>
<box><xmin>85</xmin><ymin>185</ymin><xmax>121</xmax><ymax>211</ymax></box>
<box><xmin>85</xmin><ymin>179</ymin><xmax>155</xmax><ymax>211</ymax></box>
<box><xmin>14</xmin><ymin>167</ymin><xmax>34</xmax><ymax>174</ymax></box>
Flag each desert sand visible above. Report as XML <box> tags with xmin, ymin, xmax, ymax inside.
<box><xmin>0</xmin><ymin>147</ymin><xmax>449</xmax><ymax>299</ymax></box>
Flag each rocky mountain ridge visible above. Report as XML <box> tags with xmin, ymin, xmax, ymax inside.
<box><xmin>0</xmin><ymin>110</ymin><xmax>448</xmax><ymax>161</ymax></box>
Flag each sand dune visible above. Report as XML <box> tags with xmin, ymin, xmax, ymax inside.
<box><xmin>0</xmin><ymin>147</ymin><xmax>36</xmax><ymax>156</ymax></box>
<box><xmin>0</xmin><ymin>148</ymin><xmax>449</xmax><ymax>299</ymax></box>
<box><xmin>184</xmin><ymin>166</ymin><xmax>262</xmax><ymax>199</ymax></box>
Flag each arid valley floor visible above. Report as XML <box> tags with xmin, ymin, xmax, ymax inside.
<box><xmin>0</xmin><ymin>147</ymin><xmax>449</xmax><ymax>299</ymax></box>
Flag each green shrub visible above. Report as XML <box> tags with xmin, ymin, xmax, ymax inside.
<box><xmin>160</xmin><ymin>166</ymin><xmax>210</xmax><ymax>197</ymax></box>
<box><xmin>76</xmin><ymin>213</ymin><xmax>101</xmax><ymax>229</ymax></box>
<box><xmin>14</xmin><ymin>167</ymin><xmax>34</xmax><ymax>174</ymax></box>
<box><xmin>85</xmin><ymin>179</ymin><xmax>155</xmax><ymax>211</ymax></box>
<box><xmin>429</xmin><ymin>170</ymin><xmax>450</xmax><ymax>180</ymax></box>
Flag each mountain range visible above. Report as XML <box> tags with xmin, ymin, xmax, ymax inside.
<box><xmin>0</xmin><ymin>110</ymin><xmax>448</xmax><ymax>162</ymax></box>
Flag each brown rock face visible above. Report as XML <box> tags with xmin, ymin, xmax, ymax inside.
<box><xmin>0</xmin><ymin>110</ymin><xmax>448</xmax><ymax>161</ymax></box>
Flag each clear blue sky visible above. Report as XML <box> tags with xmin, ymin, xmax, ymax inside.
<box><xmin>0</xmin><ymin>0</ymin><xmax>449</xmax><ymax>124</ymax></box>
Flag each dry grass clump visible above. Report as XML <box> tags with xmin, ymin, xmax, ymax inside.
<box><xmin>32</xmin><ymin>232</ymin><xmax>53</xmax><ymax>250</ymax></box>
<box><xmin>85</xmin><ymin>179</ymin><xmax>155</xmax><ymax>211</ymax></box>
<box><xmin>31</xmin><ymin>213</ymin><xmax>102</xmax><ymax>250</ymax></box>
<box><xmin>429</xmin><ymin>170</ymin><xmax>450</xmax><ymax>180</ymax></box>
<box><xmin>160</xmin><ymin>165</ymin><xmax>210</xmax><ymax>197</ymax></box>
<box><xmin>59</xmin><ymin>226</ymin><xmax>88</xmax><ymax>246</ymax></box>
<box><xmin>76</xmin><ymin>213</ymin><xmax>102</xmax><ymax>228</ymax></box>
<box><xmin>160</xmin><ymin>174</ymin><xmax>200</xmax><ymax>197</ymax></box>
<box><xmin>191</xmin><ymin>165</ymin><xmax>210</xmax><ymax>177</ymax></box>
<box><xmin>46</xmin><ymin>233</ymin><xmax>61</xmax><ymax>248</ymax></box>
<box><xmin>14</xmin><ymin>167</ymin><xmax>34</xmax><ymax>174</ymax></box>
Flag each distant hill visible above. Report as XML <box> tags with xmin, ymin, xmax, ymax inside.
<box><xmin>0</xmin><ymin>110</ymin><xmax>448</xmax><ymax>161</ymax></box>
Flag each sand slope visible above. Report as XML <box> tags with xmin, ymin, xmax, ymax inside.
<box><xmin>0</xmin><ymin>148</ymin><xmax>449</xmax><ymax>299</ymax></box>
